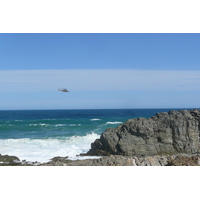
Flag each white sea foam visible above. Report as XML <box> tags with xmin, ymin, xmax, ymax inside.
<box><xmin>54</xmin><ymin>124</ymin><xmax>66</xmax><ymax>127</ymax></box>
<box><xmin>39</xmin><ymin>123</ymin><xmax>48</xmax><ymax>126</ymax></box>
<box><xmin>29</xmin><ymin>124</ymin><xmax>38</xmax><ymax>126</ymax></box>
<box><xmin>106</xmin><ymin>122</ymin><xmax>123</xmax><ymax>125</ymax></box>
<box><xmin>69</xmin><ymin>124</ymin><xmax>77</xmax><ymax>126</ymax></box>
<box><xmin>0</xmin><ymin>133</ymin><xmax>100</xmax><ymax>163</ymax></box>
<box><xmin>91</xmin><ymin>119</ymin><xmax>101</xmax><ymax>121</ymax></box>
<box><xmin>29</xmin><ymin>123</ymin><xmax>50</xmax><ymax>127</ymax></box>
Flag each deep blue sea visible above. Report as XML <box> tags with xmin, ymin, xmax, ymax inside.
<box><xmin>0</xmin><ymin>108</ymin><xmax>191</xmax><ymax>162</ymax></box>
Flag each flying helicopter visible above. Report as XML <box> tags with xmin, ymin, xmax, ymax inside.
<box><xmin>58</xmin><ymin>88</ymin><xmax>69</xmax><ymax>92</ymax></box>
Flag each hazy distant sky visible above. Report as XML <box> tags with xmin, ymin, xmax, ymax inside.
<box><xmin>0</xmin><ymin>33</ymin><xmax>200</xmax><ymax>110</ymax></box>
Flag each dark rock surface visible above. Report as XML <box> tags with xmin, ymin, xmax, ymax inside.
<box><xmin>0</xmin><ymin>154</ymin><xmax>21</xmax><ymax>166</ymax></box>
<box><xmin>86</xmin><ymin>109</ymin><xmax>200</xmax><ymax>157</ymax></box>
<box><xmin>0</xmin><ymin>154</ymin><xmax>41</xmax><ymax>166</ymax></box>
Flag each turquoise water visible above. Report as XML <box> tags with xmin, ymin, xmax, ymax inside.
<box><xmin>0</xmin><ymin>108</ymin><xmax>189</xmax><ymax>162</ymax></box>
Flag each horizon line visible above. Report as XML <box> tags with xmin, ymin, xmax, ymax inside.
<box><xmin>0</xmin><ymin>107</ymin><xmax>198</xmax><ymax>111</ymax></box>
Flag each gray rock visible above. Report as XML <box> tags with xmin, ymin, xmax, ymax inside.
<box><xmin>40</xmin><ymin>154</ymin><xmax>200</xmax><ymax>166</ymax></box>
<box><xmin>87</xmin><ymin>109</ymin><xmax>200</xmax><ymax>157</ymax></box>
<box><xmin>0</xmin><ymin>154</ymin><xmax>21</xmax><ymax>166</ymax></box>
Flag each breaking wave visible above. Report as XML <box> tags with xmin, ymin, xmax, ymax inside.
<box><xmin>105</xmin><ymin>122</ymin><xmax>123</xmax><ymax>125</ymax></box>
<box><xmin>0</xmin><ymin>133</ymin><xmax>100</xmax><ymax>163</ymax></box>
<box><xmin>91</xmin><ymin>119</ymin><xmax>101</xmax><ymax>121</ymax></box>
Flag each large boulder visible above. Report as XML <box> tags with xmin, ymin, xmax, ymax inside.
<box><xmin>86</xmin><ymin>109</ymin><xmax>200</xmax><ymax>156</ymax></box>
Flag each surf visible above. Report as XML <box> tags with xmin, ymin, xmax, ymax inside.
<box><xmin>0</xmin><ymin>133</ymin><xmax>100</xmax><ymax>162</ymax></box>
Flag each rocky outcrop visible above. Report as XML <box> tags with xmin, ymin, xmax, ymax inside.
<box><xmin>166</xmin><ymin>154</ymin><xmax>200</xmax><ymax>166</ymax></box>
<box><xmin>86</xmin><ymin>109</ymin><xmax>200</xmax><ymax>157</ymax></box>
<box><xmin>0</xmin><ymin>154</ymin><xmax>41</xmax><ymax>166</ymax></box>
<box><xmin>41</xmin><ymin>154</ymin><xmax>200</xmax><ymax>166</ymax></box>
<box><xmin>1</xmin><ymin>153</ymin><xmax>200</xmax><ymax>166</ymax></box>
<box><xmin>0</xmin><ymin>154</ymin><xmax>21</xmax><ymax>166</ymax></box>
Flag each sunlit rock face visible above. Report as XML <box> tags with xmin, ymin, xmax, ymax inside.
<box><xmin>87</xmin><ymin>109</ymin><xmax>200</xmax><ymax>156</ymax></box>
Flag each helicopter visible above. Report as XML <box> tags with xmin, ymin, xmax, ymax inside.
<box><xmin>58</xmin><ymin>88</ymin><xmax>69</xmax><ymax>92</ymax></box>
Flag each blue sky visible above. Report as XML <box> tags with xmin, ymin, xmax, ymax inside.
<box><xmin>0</xmin><ymin>33</ymin><xmax>200</xmax><ymax>110</ymax></box>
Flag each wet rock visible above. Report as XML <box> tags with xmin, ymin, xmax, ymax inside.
<box><xmin>0</xmin><ymin>154</ymin><xmax>21</xmax><ymax>166</ymax></box>
<box><xmin>41</xmin><ymin>156</ymin><xmax>71</xmax><ymax>166</ymax></box>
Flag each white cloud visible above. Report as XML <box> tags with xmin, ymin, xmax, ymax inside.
<box><xmin>1</xmin><ymin>69</ymin><xmax>200</xmax><ymax>109</ymax></box>
<box><xmin>0</xmin><ymin>69</ymin><xmax>200</xmax><ymax>93</ymax></box>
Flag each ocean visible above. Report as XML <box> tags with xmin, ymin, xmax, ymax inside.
<box><xmin>0</xmin><ymin>108</ymin><xmax>189</xmax><ymax>163</ymax></box>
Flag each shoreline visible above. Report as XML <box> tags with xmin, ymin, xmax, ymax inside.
<box><xmin>1</xmin><ymin>153</ymin><xmax>200</xmax><ymax>166</ymax></box>
<box><xmin>1</xmin><ymin>108</ymin><xmax>200</xmax><ymax>166</ymax></box>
